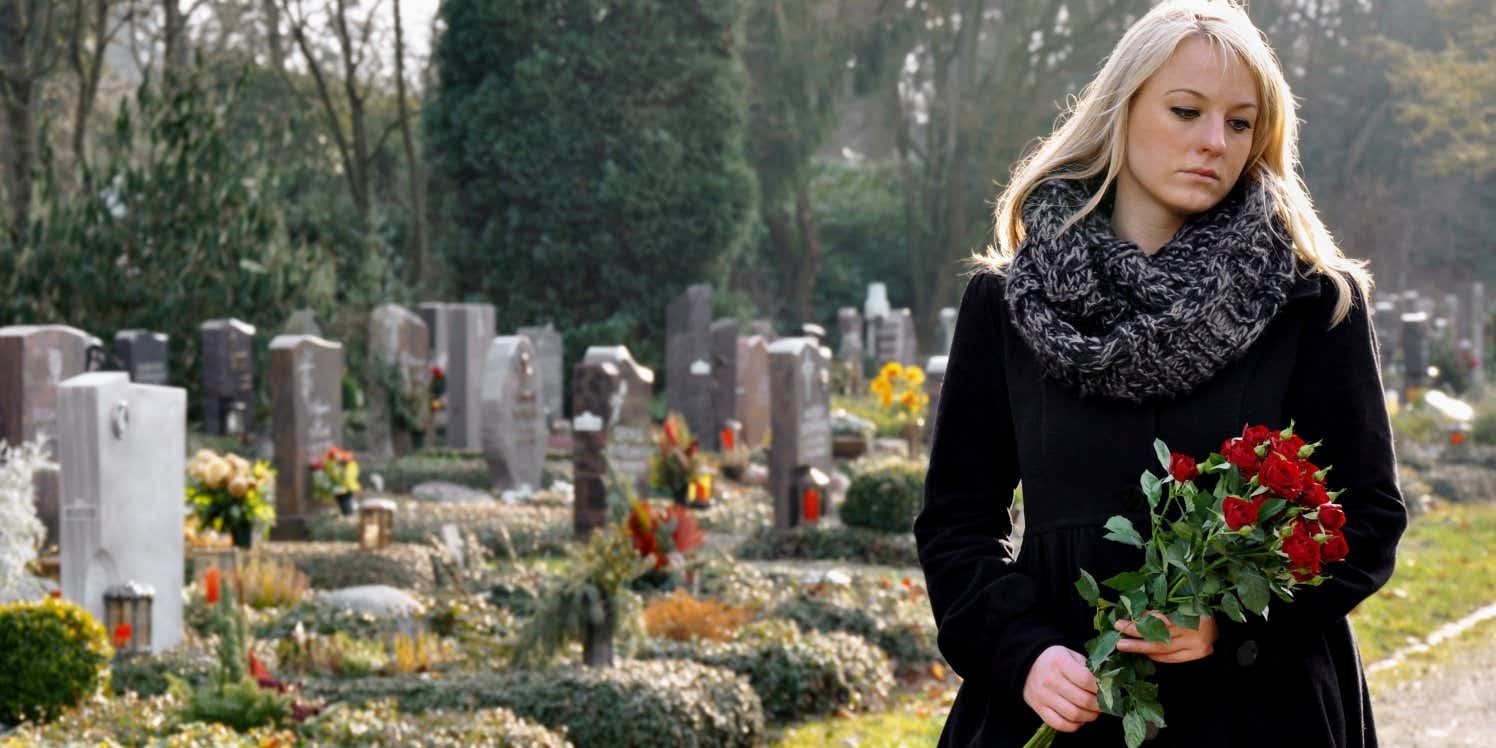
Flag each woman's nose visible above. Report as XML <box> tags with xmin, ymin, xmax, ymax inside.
<box><xmin>1199</xmin><ymin>119</ymin><xmax>1228</xmax><ymax>155</ymax></box>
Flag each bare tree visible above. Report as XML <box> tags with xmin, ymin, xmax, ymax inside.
<box><xmin>68</xmin><ymin>0</ymin><xmax>127</xmax><ymax>166</ymax></box>
<box><xmin>0</xmin><ymin>0</ymin><xmax>58</xmax><ymax>234</ymax></box>
<box><xmin>391</xmin><ymin>0</ymin><xmax>428</xmax><ymax>288</ymax></box>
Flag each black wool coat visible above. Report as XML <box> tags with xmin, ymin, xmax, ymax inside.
<box><xmin>915</xmin><ymin>270</ymin><xmax>1408</xmax><ymax>747</ymax></box>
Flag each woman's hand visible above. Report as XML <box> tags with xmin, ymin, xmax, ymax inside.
<box><xmin>1023</xmin><ymin>645</ymin><xmax>1101</xmax><ymax>733</ymax></box>
<box><xmin>1114</xmin><ymin>611</ymin><xmax>1217</xmax><ymax>663</ymax></box>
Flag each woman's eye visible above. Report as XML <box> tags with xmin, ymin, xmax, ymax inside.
<box><xmin>1171</xmin><ymin>107</ymin><xmax>1200</xmax><ymax>120</ymax></box>
<box><xmin>1229</xmin><ymin>119</ymin><xmax>1253</xmax><ymax>133</ymax></box>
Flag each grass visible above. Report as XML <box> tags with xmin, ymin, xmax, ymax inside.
<box><xmin>1349</xmin><ymin>500</ymin><xmax>1496</xmax><ymax>665</ymax></box>
<box><xmin>773</xmin><ymin>681</ymin><xmax>950</xmax><ymax>748</ymax></box>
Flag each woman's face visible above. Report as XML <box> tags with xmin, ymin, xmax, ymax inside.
<box><xmin>1118</xmin><ymin>35</ymin><xmax>1260</xmax><ymax>221</ymax></box>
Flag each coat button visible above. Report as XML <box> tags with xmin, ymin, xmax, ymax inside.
<box><xmin>1236</xmin><ymin>640</ymin><xmax>1259</xmax><ymax>667</ymax></box>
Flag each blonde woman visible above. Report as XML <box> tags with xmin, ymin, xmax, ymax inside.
<box><xmin>915</xmin><ymin>2</ymin><xmax>1406</xmax><ymax>746</ymax></box>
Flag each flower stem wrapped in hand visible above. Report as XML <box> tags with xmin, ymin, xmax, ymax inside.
<box><xmin>1025</xmin><ymin>423</ymin><xmax>1351</xmax><ymax>748</ymax></box>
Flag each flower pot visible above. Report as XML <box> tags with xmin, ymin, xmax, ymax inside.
<box><xmin>582</xmin><ymin>595</ymin><xmax>617</xmax><ymax>668</ymax></box>
<box><xmin>833</xmin><ymin>434</ymin><xmax>868</xmax><ymax>459</ymax></box>
<box><xmin>335</xmin><ymin>491</ymin><xmax>356</xmax><ymax>516</ymax></box>
<box><xmin>230</xmin><ymin>524</ymin><xmax>255</xmax><ymax>550</ymax></box>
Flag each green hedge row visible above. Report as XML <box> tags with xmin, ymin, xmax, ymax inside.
<box><xmin>735</xmin><ymin>525</ymin><xmax>918</xmax><ymax>567</ymax></box>
<box><xmin>305</xmin><ymin>500</ymin><xmax>572</xmax><ymax>559</ymax></box>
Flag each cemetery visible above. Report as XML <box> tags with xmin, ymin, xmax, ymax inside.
<box><xmin>0</xmin><ymin>1</ymin><xmax>1492</xmax><ymax>746</ymax></box>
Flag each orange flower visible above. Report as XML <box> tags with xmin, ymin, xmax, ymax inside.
<box><xmin>720</xmin><ymin>428</ymin><xmax>735</xmax><ymax>451</ymax></box>
<box><xmin>204</xmin><ymin>567</ymin><xmax>222</xmax><ymax>604</ymax></box>
<box><xmin>112</xmin><ymin>623</ymin><xmax>132</xmax><ymax>648</ymax></box>
<box><xmin>1451</xmin><ymin>431</ymin><xmax>1467</xmax><ymax>445</ymax></box>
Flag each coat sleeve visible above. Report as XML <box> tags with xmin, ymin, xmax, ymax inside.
<box><xmin>915</xmin><ymin>272</ymin><xmax>1068</xmax><ymax>698</ymax></box>
<box><xmin>1216</xmin><ymin>282</ymin><xmax>1408</xmax><ymax>669</ymax></box>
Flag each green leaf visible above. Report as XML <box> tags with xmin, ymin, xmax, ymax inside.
<box><xmin>1098</xmin><ymin>675</ymin><xmax>1122</xmax><ymax>715</ymax></box>
<box><xmin>1102</xmin><ymin>570</ymin><xmax>1149</xmax><ymax>592</ymax></box>
<box><xmin>1089</xmin><ymin>630</ymin><xmax>1122</xmax><ymax>671</ymax></box>
<box><xmin>1141</xmin><ymin>472</ymin><xmax>1163</xmax><ymax>508</ymax></box>
<box><xmin>1257</xmin><ymin>498</ymin><xmax>1288</xmax><ymax>523</ymax></box>
<box><xmin>1219</xmin><ymin>590</ymin><xmax>1246</xmax><ymax>623</ymax></box>
<box><xmin>1137</xmin><ymin>698</ymin><xmax>1167</xmax><ymax>728</ymax></box>
<box><xmin>1237</xmin><ymin>570</ymin><xmax>1271</xmax><ymax>614</ymax></box>
<box><xmin>1124</xmin><ymin>589</ymin><xmax>1147</xmax><ymax>618</ymax></box>
<box><xmin>1135</xmin><ymin>614</ymin><xmax>1171</xmax><ymax>643</ymax></box>
<box><xmin>1124</xmin><ymin>711</ymin><xmax>1148</xmax><ymax>748</ymax></box>
<box><xmin>1154</xmin><ymin>439</ymin><xmax>1171</xmax><ymax>471</ymax></box>
<box><xmin>1103</xmin><ymin>516</ymin><xmax>1145</xmax><ymax>549</ymax></box>
<box><xmin>1076</xmin><ymin>569</ymin><xmax>1100</xmax><ymax>606</ymax></box>
<box><xmin>1149</xmin><ymin>573</ymin><xmax>1168</xmax><ymax>607</ymax></box>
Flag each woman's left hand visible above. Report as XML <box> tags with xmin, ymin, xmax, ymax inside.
<box><xmin>1114</xmin><ymin>611</ymin><xmax>1217</xmax><ymax>663</ymax></box>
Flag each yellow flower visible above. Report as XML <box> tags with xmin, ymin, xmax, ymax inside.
<box><xmin>879</xmin><ymin>362</ymin><xmax>904</xmax><ymax>380</ymax></box>
<box><xmin>904</xmin><ymin>366</ymin><xmax>925</xmax><ymax>387</ymax></box>
<box><xmin>869</xmin><ymin>377</ymin><xmax>892</xmax><ymax>398</ymax></box>
<box><xmin>899</xmin><ymin>391</ymin><xmax>918</xmax><ymax>409</ymax></box>
<box><xmin>878</xmin><ymin>390</ymin><xmax>894</xmax><ymax>409</ymax></box>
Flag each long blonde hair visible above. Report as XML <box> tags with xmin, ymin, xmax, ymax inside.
<box><xmin>977</xmin><ymin>0</ymin><xmax>1370</xmax><ymax>324</ymax></box>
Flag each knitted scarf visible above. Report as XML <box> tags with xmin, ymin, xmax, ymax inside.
<box><xmin>1005</xmin><ymin>175</ymin><xmax>1296</xmax><ymax>403</ymax></box>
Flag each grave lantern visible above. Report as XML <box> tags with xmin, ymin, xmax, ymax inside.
<box><xmin>104</xmin><ymin>581</ymin><xmax>154</xmax><ymax>656</ymax></box>
<box><xmin>358</xmin><ymin>498</ymin><xmax>397</xmax><ymax>550</ymax></box>
<box><xmin>793</xmin><ymin>466</ymin><xmax>831</xmax><ymax>527</ymax></box>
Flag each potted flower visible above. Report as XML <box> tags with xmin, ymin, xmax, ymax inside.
<box><xmin>185</xmin><ymin>449</ymin><xmax>275</xmax><ymax>549</ymax></box>
<box><xmin>311</xmin><ymin>447</ymin><xmax>361</xmax><ymax>515</ymax></box>
<box><xmin>647</xmin><ymin>412</ymin><xmax>709</xmax><ymax>505</ymax></box>
<box><xmin>869</xmin><ymin>362</ymin><xmax>929</xmax><ymax>457</ymax></box>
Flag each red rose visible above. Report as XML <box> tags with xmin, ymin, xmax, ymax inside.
<box><xmin>1322</xmin><ymin>531</ymin><xmax>1350</xmax><ymax>563</ymax></box>
<box><xmin>1259</xmin><ymin>451</ymin><xmax>1304</xmax><ymax>500</ymax></box>
<box><xmin>1298</xmin><ymin>459</ymin><xmax>1321</xmax><ymax>483</ymax></box>
<box><xmin>1318</xmin><ymin>503</ymin><xmax>1346</xmax><ymax>531</ymax></box>
<box><xmin>1272</xmin><ymin>433</ymin><xmax>1307</xmax><ymax>460</ymax></box>
<box><xmin>1222</xmin><ymin>495</ymin><xmax>1260</xmax><ymax>530</ymax></box>
<box><xmin>1300</xmin><ymin>481</ymin><xmax>1330</xmax><ymax>508</ymax></box>
<box><xmin>1290</xmin><ymin>517</ymin><xmax>1316</xmax><ymax>537</ymax></box>
<box><xmin>431</xmin><ymin>366</ymin><xmax>445</xmax><ymax>380</ymax></box>
<box><xmin>1242</xmin><ymin>424</ymin><xmax>1273</xmax><ymax>447</ymax></box>
<box><xmin>1282</xmin><ymin>531</ymin><xmax>1322</xmax><ymax>571</ymax></box>
<box><xmin>1221</xmin><ymin>438</ymin><xmax>1261</xmax><ymax>474</ymax></box>
<box><xmin>1170</xmin><ymin>453</ymin><xmax>1199</xmax><ymax>483</ymax></box>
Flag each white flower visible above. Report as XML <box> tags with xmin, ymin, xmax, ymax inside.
<box><xmin>0</xmin><ymin>440</ymin><xmax>54</xmax><ymax>596</ymax></box>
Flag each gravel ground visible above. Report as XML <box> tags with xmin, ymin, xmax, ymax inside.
<box><xmin>1372</xmin><ymin>633</ymin><xmax>1496</xmax><ymax>747</ymax></box>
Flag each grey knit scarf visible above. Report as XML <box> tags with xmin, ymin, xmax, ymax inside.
<box><xmin>1005</xmin><ymin>175</ymin><xmax>1296</xmax><ymax>403</ymax></box>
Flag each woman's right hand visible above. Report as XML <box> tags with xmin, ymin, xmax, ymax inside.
<box><xmin>1022</xmin><ymin>645</ymin><xmax>1102</xmax><ymax>733</ymax></box>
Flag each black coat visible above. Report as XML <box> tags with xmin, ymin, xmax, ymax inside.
<box><xmin>915</xmin><ymin>270</ymin><xmax>1408</xmax><ymax>747</ymax></box>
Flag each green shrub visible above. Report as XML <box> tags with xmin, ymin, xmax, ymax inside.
<box><xmin>175</xmin><ymin>676</ymin><xmax>290</xmax><ymax>733</ymax></box>
<box><xmin>284</xmin><ymin>547</ymin><xmax>432</xmax><ymax>591</ymax></box>
<box><xmin>111</xmin><ymin>645</ymin><xmax>218</xmax><ymax>697</ymax></box>
<box><xmin>772</xmin><ymin>596</ymin><xmax>939</xmax><ymax>671</ymax></box>
<box><xmin>0</xmin><ymin>597</ymin><xmax>112</xmax><ymax>724</ymax></box>
<box><xmin>304</xmin><ymin>659</ymin><xmax>764</xmax><ymax>747</ymax></box>
<box><xmin>830</xmin><ymin>395</ymin><xmax>908</xmax><ymax>437</ymax></box>
<box><xmin>1391</xmin><ymin>407</ymin><xmax>1447</xmax><ymax>448</ymax></box>
<box><xmin>255</xmin><ymin>598</ymin><xmax>412</xmax><ymax>641</ymax></box>
<box><xmin>0</xmin><ymin>691</ymin><xmax>296</xmax><ymax>746</ymax></box>
<box><xmin>373</xmin><ymin>450</ymin><xmax>491</xmax><ymax>492</ymax></box>
<box><xmin>841</xmin><ymin>459</ymin><xmax>925</xmax><ymax>533</ymax></box>
<box><xmin>298</xmin><ymin>699</ymin><xmax>572</xmax><ymax>747</ymax></box>
<box><xmin>736</xmin><ymin>525</ymin><xmax>919</xmax><ymax>566</ymax></box>
<box><xmin>639</xmin><ymin>619</ymin><xmax>893</xmax><ymax>722</ymax></box>
<box><xmin>306</xmin><ymin>500</ymin><xmax>571</xmax><ymax>559</ymax></box>
<box><xmin>1473</xmin><ymin>395</ymin><xmax>1496</xmax><ymax>445</ymax></box>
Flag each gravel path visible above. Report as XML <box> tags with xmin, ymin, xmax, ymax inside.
<box><xmin>1372</xmin><ymin>632</ymin><xmax>1496</xmax><ymax>747</ymax></box>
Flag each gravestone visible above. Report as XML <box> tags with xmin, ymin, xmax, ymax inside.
<box><xmin>368</xmin><ymin>304</ymin><xmax>430</xmax><ymax>460</ymax></box>
<box><xmin>938</xmin><ymin>308</ymin><xmax>958</xmax><ymax>354</ymax></box>
<box><xmin>269</xmin><ymin>335</ymin><xmax>344</xmax><ymax>538</ymax></box>
<box><xmin>0</xmin><ymin>325</ymin><xmax>92</xmax><ymax>545</ymax></box>
<box><xmin>924</xmin><ymin>355</ymin><xmax>948</xmax><ymax>444</ymax></box>
<box><xmin>863</xmin><ymin>282</ymin><xmax>891</xmax><ymax>349</ymax></box>
<box><xmin>666</xmin><ymin>284</ymin><xmax>716</xmax><ymax>449</ymax></box>
<box><xmin>284</xmin><ymin>309</ymin><xmax>323</xmax><ymax>337</ymax></box>
<box><xmin>747</xmin><ymin>319</ymin><xmax>776</xmax><ymax>341</ymax></box>
<box><xmin>517</xmin><ymin>324</ymin><xmax>564</xmax><ymax>428</ymax></box>
<box><xmin>836</xmin><ymin>308</ymin><xmax>865</xmax><ymax>396</ymax></box>
<box><xmin>873</xmin><ymin>310</ymin><xmax>913</xmax><ymax>367</ymax></box>
<box><xmin>768</xmin><ymin>338</ymin><xmax>833</xmax><ymax>529</ymax></box>
<box><xmin>1402</xmin><ymin>312</ymin><xmax>1430</xmax><ymax>391</ymax></box>
<box><xmin>480</xmin><ymin>336</ymin><xmax>547</xmax><ymax>493</ymax></box>
<box><xmin>1372</xmin><ymin>299</ymin><xmax>1399</xmax><ymax>374</ymax></box>
<box><xmin>418</xmin><ymin>302</ymin><xmax>495</xmax><ymax>449</ymax></box>
<box><xmin>710</xmin><ymin>319</ymin><xmax>739</xmax><ymax>447</ymax></box>
<box><xmin>112</xmin><ymin>330</ymin><xmax>170</xmax><ymax>385</ymax></box>
<box><xmin>58</xmin><ymin>372</ymin><xmax>185</xmax><ymax>653</ymax></box>
<box><xmin>1472</xmin><ymin>282</ymin><xmax>1486</xmax><ymax>392</ymax></box>
<box><xmin>737</xmin><ymin>336</ymin><xmax>771</xmax><ymax>450</ymax></box>
<box><xmin>572</xmin><ymin>346</ymin><xmax>655</xmax><ymax>537</ymax></box>
<box><xmin>200</xmin><ymin>319</ymin><xmax>256</xmax><ymax>437</ymax></box>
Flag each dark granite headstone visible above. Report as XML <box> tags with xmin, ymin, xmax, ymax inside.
<box><xmin>0</xmin><ymin>325</ymin><xmax>92</xmax><ymax>545</ymax></box>
<box><xmin>480</xmin><ymin>336</ymin><xmax>547</xmax><ymax>493</ymax></box>
<box><xmin>517</xmin><ymin>324</ymin><xmax>564</xmax><ymax>428</ymax></box>
<box><xmin>572</xmin><ymin>346</ymin><xmax>655</xmax><ymax>537</ymax></box>
<box><xmin>768</xmin><ymin>337</ymin><xmax>832</xmax><ymax>530</ymax></box>
<box><xmin>710</xmin><ymin>319</ymin><xmax>739</xmax><ymax>448</ymax></box>
<box><xmin>113</xmin><ymin>330</ymin><xmax>170</xmax><ymax>385</ymax></box>
<box><xmin>418</xmin><ymin>302</ymin><xmax>496</xmax><ymax>449</ymax></box>
<box><xmin>368</xmin><ymin>304</ymin><xmax>430</xmax><ymax>459</ymax></box>
<box><xmin>666</xmin><ymin>284</ymin><xmax>716</xmax><ymax>449</ymax></box>
<box><xmin>1402</xmin><ymin>311</ymin><xmax>1430</xmax><ymax>391</ymax></box>
<box><xmin>200</xmin><ymin>319</ymin><xmax>256</xmax><ymax>436</ymax></box>
<box><xmin>268</xmin><ymin>335</ymin><xmax>344</xmax><ymax>538</ymax></box>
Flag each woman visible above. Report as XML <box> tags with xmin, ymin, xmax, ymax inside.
<box><xmin>914</xmin><ymin>2</ymin><xmax>1407</xmax><ymax>746</ymax></box>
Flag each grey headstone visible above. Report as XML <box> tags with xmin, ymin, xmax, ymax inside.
<box><xmin>874</xmin><ymin>308</ymin><xmax>919</xmax><ymax>367</ymax></box>
<box><xmin>737</xmin><ymin>336</ymin><xmax>771</xmax><ymax>450</ymax></box>
<box><xmin>924</xmin><ymin>355</ymin><xmax>948</xmax><ymax>444</ymax></box>
<box><xmin>480</xmin><ymin>336</ymin><xmax>547</xmax><ymax>493</ymax></box>
<box><xmin>284</xmin><ymin>309</ymin><xmax>323</xmax><ymax>337</ymax></box>
<box><xmin>863</xmin><ymin>283</ymin><xmax>891</xmax><ymax>347</ymax></box>
<box><xmin>517</xmin><ymin>324</ymin><xmax>564</xmax><ymax>428</ymax></box>
<box><xmin>1472</xmin><ymin>282</ymin><xmax>1487</xmax><ymax>391</ymax></box>
<box><xmin>112</xmin><ymin>330</ymin><xmax>170</xmax><ymax>385</ymax></box>
<box><xmin>768</xmin><ymin>338</ymin><xmax>833</xmax><ymax>530</ymax></box>
<box><xmin>0</xmin><ymin>325</ymin><xmax>92</xmax><ymax>545</ymax></box>
<box><xmin>269</xmin><ymin>335</ymin><xmax>344</xmax><ymax>538</ymax></box>
<box><xmin>319</xmin><ymin>585</ymin><xmax>424</xmax><ymax>617</ymax></box>
<box><xmin>747</xmin><ymin>320</ymin><xmax>776</xmax><ymax>341</ymax></box>
<box><xmin>1402</xmin><ymin>312</ymin><xmax>1430</xmax><ymax>390</ymax></box>
<box><xmin>666</xmin><ymin>284</ymin><xmax>716</xmax><ymax>449</ymax></box>
<box><xmin>200</xmin><ymin>319</ymin><xmax>256</xmax><ymax>437</ymax></box>
<box><xmin>368</xmin><ymin>304</ymin><xmax>431</xmax><ymax>460</ymax></box>
<box><xmin>938</xmin><ymin>308</ymin><xmax>957</xmax><ymax>354</ymax></box>
<box><xmin>419</xmin><ymin>302</ymin><xmax>496</xmax><ymax>449</ymax></box>
<box><xmin>710</xmin><ymin>319</ymin><xmax>739</xmax><ymax>447</ymax></box>
<box><xmin>58</xmin><ymin>372</ymin><xmax>185</xmax><ymax>652</ymax></box>
<box><xmin>573</xmin><ymin>345</ymin><xmax>655</xmax><ymax>537</ymax></box>
<box><xmin>836</xmin><ymin>308</ymin><xmax>865</xmax><ymax>396</ymax></box>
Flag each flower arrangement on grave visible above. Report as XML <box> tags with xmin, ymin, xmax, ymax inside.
<box><xmin>185</xmin><ymin>449</ymin><xmax>275</xmax><ymax>549</ymax></box>
<box><xmin>625</xmin><ymin>493</ymin><xmax>706</xmax><ymax>574</ymax></box>
<box><xmin>1024</xmin><ymin>424</ymin><xmax>1352</xmax><ymax>748</ymax></box>
<box><xmin>310</xmin><ymin>446</ymin><xmax>360</xmax><ymax>515</ymax></box>
<box><xmin>869</xmin><ymin>362</ymin><xmax>928</xmax><ymax>455</ymax></box>
<box><xmin>375</xmin><ymin>360</ymin><xmax>430</xmax><ymax>437</ymax></box>
<box><xmin>430</xmin><ymin>365</ymin><xmax>447</xmax><ymax>412</ymax></box>
<box><xmin>648</xmin><ymin>411</ymin><xmax>710</xmax><ymax>505</ymax></box>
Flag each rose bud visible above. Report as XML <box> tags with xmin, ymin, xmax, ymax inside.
<box><xmin>1322</xmin><ymin>532</ymin><xmax>1350</xmax><ymax>563</ymax></box>
<box><xmin>1272</xmin><ymin>433</ymin><xmax>1307</xmax><ymax>460</ymax></box>
<box><xmin>1222</xmin><ymin>495</ymin><xmax>1259</xmax><ymax>530</ymax></box>
<box><xmin>1317</xmin><ymin>503</ymin><xmax>1346</xmax><ymax>531</ymax></box>
<box><xmin>1170</xmin><ymin>453</ymin><xmax>1199</xmax><ymax>483</ymax></box>
<box><xmin>1259</xmin><ymin>451</ymin><xmax>1304</xmax><ymax>501</ymax></box>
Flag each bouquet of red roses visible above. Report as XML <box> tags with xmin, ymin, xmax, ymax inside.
<box><xmin>1025</xmin><ymin>423</ymin><xmax>1350</xmax><ymax>748</ymax></box>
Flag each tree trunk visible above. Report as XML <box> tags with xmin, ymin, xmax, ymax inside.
<box><xmin>162</xmin><ymin>0</ymin><xmax>189</xmax><ymax>82</ymax></box>
<box><xmin>1</xmin><ymin>80</ymin><xmax>34</xmax><ymax>233</ymax></box>
<box><xmin>262</xmin><ymin>0</ymin><xmax>284</xmax><ymax>72</ymax></box>
<box><xmin>793</xmin><ymin>185</ymin><xmax>821</xmax><ymax>325</ymax></box>
<box><xmin>392</xmin><ymin>0</ymin><xmax>429</xmax><ymax>291</ymax></box>
<box><xmin>69</xmin><ymin>0</ymin><xmax>112</xmax><ymax>168</ymax></box>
